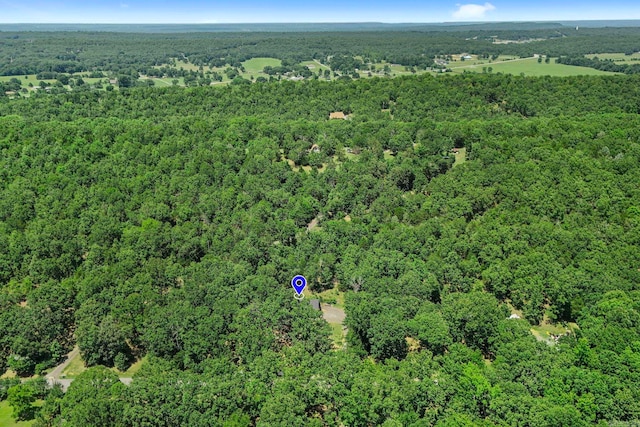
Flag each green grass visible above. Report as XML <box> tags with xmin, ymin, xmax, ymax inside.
<box><xmin>242</xmin><ymin>57</ymin><xmax>281</xmax><ymax>73</ymax></box>
<box><xmin>61</xmin><ymin>351</ymin><xmax>145</xmax><ymax>378</ymax></box>
<box><xmin>530</xmin><ymin>323</ymin><xmax>575</xmax><ymax>345</ymax></box>
<box><xmin>60</xmin><ymin>351</ymin><xmax>85</xmax><ymax>378</ymax></box>
<box><xmin>453</xmin><ymin>147</ymin><xmax>467</xmax><ymax>167</ymax></box>
<box><xmin>448</xmin><ymin>54</ymin><xmax>519</xmax><ymax>67</ymax></box>
<box><xmin>452</xmin><ymin>57</ymin><xmax>617</xmax><ymax>76</ymax></box>
<box><xmin>148</xmin><ymin>77</ymin><xmax>176</xmax><ymax>87</ymax></box>
<box><xmin>115</xmin><ymin>356</ymin><xmax>146</xmax><ymax>378</ymax></box>
<box><xmin>313</xmin><ymin>285</ymin><xmax>346</xmax><ymax>309</ymax></box>
<box><xmin>175</xmin><ymin>59</ymin><xmax>205</xmax><ymax>72</ymax></box>
<box><xmin>0</xmin><ymin>74</ymin><xmax>40</xmax><ymax>86</ymax></box>
<box><xmin>242</xmin><ymin>57</ymin><xmax>282</xmax><ymax>80</ymax></box>
<box><xmin>300</xmin><ymin>60</ymin><xmax>330</xmax><ymax>72</ymax></box>
<box><xmin>585</xmin><ymin>52</ymin><xmax>640</xmax><ymax>62</ymax></box>
<box><xmin>0</xmin><ymin>400</ymin><xmax>38</xmax><ymax>427</ymax></box>
<box><xmin>329</xmin><ymin>323</ymin><xmax>345</xmax><ymax>349</ymax></box>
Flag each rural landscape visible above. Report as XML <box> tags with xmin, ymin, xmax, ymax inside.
<box><xmin>1</xmin><ymin>17</ymin><xmax>640</xmax><ymax>427</ymax></box>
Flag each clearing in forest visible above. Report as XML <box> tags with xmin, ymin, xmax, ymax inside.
<box><xmin>56</xmin><ymin>350</ymin><xmax>145</xmax><ymax>379</ymax></box>
<box><xmin>451</xmin><ymin>57</ymin><xmax>618</xmax><ymax>76</ymax></box>
<box><xmin>311</xmin><ymin>285</ymin><xmax>347</xmax><ymax>349</ymax></box>
<box><xmin>241</xmin><ymin>57</ymin><xmax>282</xmax><ymax>78</ymax></box>
<box><xmin>453</xmin><ymin>147</ymin><xmax>467</xmax><ymax>167</ymax></box>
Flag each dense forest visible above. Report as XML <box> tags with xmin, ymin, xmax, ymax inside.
<box><xmin>0</xmin><ymin>69</ymin><xmax>639</xmax><ymax>425</ymax></box>
<box><xmin>2</xmin><ymin>25</ymin><xmax>640</xmax><ymax>76</ymax></box>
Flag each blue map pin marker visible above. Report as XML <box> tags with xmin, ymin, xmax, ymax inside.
<box><xmin>291</xmin><ymin>275</ymin><xmax>307</xmax><ymax>296</ymax></box>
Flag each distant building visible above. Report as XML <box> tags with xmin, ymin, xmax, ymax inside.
<box><xmin>309</xmin><ymin>144</ymin><xmax>321</xmax><ymax>153</ymax></box>
<box><xmin>310</xmin><ymin>299</ymin><xmax>321</xmax><ymax>311</ymax></box>
<box><xmin>462</xmin><ymin>55</ymin><xmax>473</xmax><ymax>60</ymax></box>
<box><xmin>329</xmin><ymin>111</ymin><xmax>346</xmax><ymax>120</ymax></box>
<box><xmin>509</xmin><ymin>314</ymin><xmax>521</xmax><ymax>319</ymax></box>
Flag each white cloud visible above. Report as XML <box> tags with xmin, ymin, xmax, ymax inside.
<box><xmin>452</xmin><ymin>3</ymin><xmax>496</xmax><ymax>20</ymax></box>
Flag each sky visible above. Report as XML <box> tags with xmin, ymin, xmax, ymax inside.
<box><xmin>0</xmin><ymin>1</ymin><xmax>640</xmax><ymax>24</ymax></box>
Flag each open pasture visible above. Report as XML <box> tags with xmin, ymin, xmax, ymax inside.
<box><xmin>452</xmin><ymin>57</ymin><xmax>618</xmax><ymax>76</ymax></box>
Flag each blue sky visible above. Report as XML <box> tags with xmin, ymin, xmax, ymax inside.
<box><xmin>1</xmin><ymin>1</ymin><xmax>639</xmax><ymax>23</ymax></box>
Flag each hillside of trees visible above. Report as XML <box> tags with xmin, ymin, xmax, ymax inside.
<box><xmin>1</xmin><ymin>71</ymin><xmax>640</xmax><ymax>425</ymax></box>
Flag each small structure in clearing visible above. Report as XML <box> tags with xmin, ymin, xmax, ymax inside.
<box><xmin>329</xmin><ymin>111</ymin><xmax>346</xmax><ymax>120</ymax></box>
<box><xmin>309</xmin><ymin>144</ymin><xmax>321</xmax><ymax>153</ymax></box>
<box><xmin>310</xmin><ymin>299</ymin><xmax>322</xmax><ymax>311</ymax></box>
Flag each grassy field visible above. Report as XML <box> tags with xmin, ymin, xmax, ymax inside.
<box><xmin>383</xmin><ymin>149</ymin><xmax>395</xmax><ymax>160</ymax></box>
<box><xmin>242</xmin><ymin>57</ymin><xmax>281</xmax><ymax>73</ymax></box>
<box><xmin>241</xmin><ymin>57</ymin><xmax>282</xmax><ymax>80</ymax></box>
<box><xmin>452</xmin><ymin>57</ymin><xmax>617</xmax><ymax>76</ymax></box>
<box><xmin>453</xmin><ymin>147</ymin><xmax>467</xmax><ymax>167</ymax></box>
<box><xmin>0</xmin><ymin>74</ymin><xmax>40</xmax><ymax>86</ymax></box>
<box><xmin>2</xmin><ymin>53</ymin><xmax>625</xmax><ymax>95</ymax></box>
<box><xmin>313</xmin><ymin>285</ymin><xmax>346</xmax><ymax>308</ymax></box>
<box><xmin>60</xmin><ymin>351</ymin><xmax>84</xmax><ymax>378</ymax></box>
<box><xmin>0</xmin><ymin>400</ymin><xmax>38</xmax><ymax>427</ymax></box>
<box><xmin>175</xmin><ymin>59</ymin><xmax>206</xmax><ymax>72</ymax></box>
<box><xmin>585</xmin><ymin>52</ymin><xmax>640</xmax><ymax>62</ymax></box>
<box><xmin>61</xmin><ymin>351</ymin><xmax>146</xmax><ymax>379</ymax></box>
<box><xmin>329</xmin><ymin>323</ymin><xmax>345</xmax><ymax>349</ymax></box>
<box><xmin>300</xmin><ymin>60</ymin><xmax>330</xmax><ymax>72</ymax></box>
<box><xmin>148</xmin><ymin>77</ymin><xmax>179</xmax><ymax>87</ymax></box>
<box><xmin>448</xmin><ymin>54</ymin><xmax>519</xmax><ymax>68</ymax></box>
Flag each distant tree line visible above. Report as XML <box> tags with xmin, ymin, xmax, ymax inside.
<box><xmin>2</xmin><ymin>27</ymin><xmax>640</xmax><ymax>76</ymax></box>
<box><xmin>556</xmin><ymin>56</ymin><xmax>640</xmax><ymax>74</ymax></box>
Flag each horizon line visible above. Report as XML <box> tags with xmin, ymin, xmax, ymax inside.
<box><xmin>2</xmin><ymin>19</ymin><xmax>640</xmax><ymax>25</ymax></box>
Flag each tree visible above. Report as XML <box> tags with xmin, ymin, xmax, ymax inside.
<box><xmin>60</xmin><ymin>366</ymin><xmax>125</xmax><ymax>427</ymax></box>
<box><xmin>408</xmin><ymin>305</ymin><xmax>452</xmax><ymax>355</ymax></box>
<box><xmin>442</xmin><ymin>292</ymin><xmax>508</xmax><ymax>356</ymax></box>
<box><xmin>7</xmin><ymin>383</ymin><xmax>37</xmax><ymax>421</ymax></box>
<box><xmin>33</xmin><ymin>384</ymin><xmax>64</xmax><ymax>427</ymax></box>
<box><xmin>117</xmin><ymin>75</ymin><xmax>132</xmax><ymax>88</ymax></box>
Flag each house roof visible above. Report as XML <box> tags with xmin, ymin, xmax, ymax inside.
<box><xmin>310</xmin><ymin>299</ymin><xmax>321</xmax><ymax>311</ymax></box>
<box><xmin>329</xmin><ymin>111</ymin><xmax>346</xmax><ymax>119</ymax></box>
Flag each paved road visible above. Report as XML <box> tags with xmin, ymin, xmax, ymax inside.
<box><xmin>45</xmin><ymin>345</ymin><xmax>132</xmax><ymax>392</ymax></box>
<box><xmin>48</xmin><ymin>346</ymin><xmax>79</xmax><ymax>380</ymax></box>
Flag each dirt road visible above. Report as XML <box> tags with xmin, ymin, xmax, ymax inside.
<box><xmin>321</xmin><ymin>303</ymin><xmax>346</xmax><ymax>324</ymax></box>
